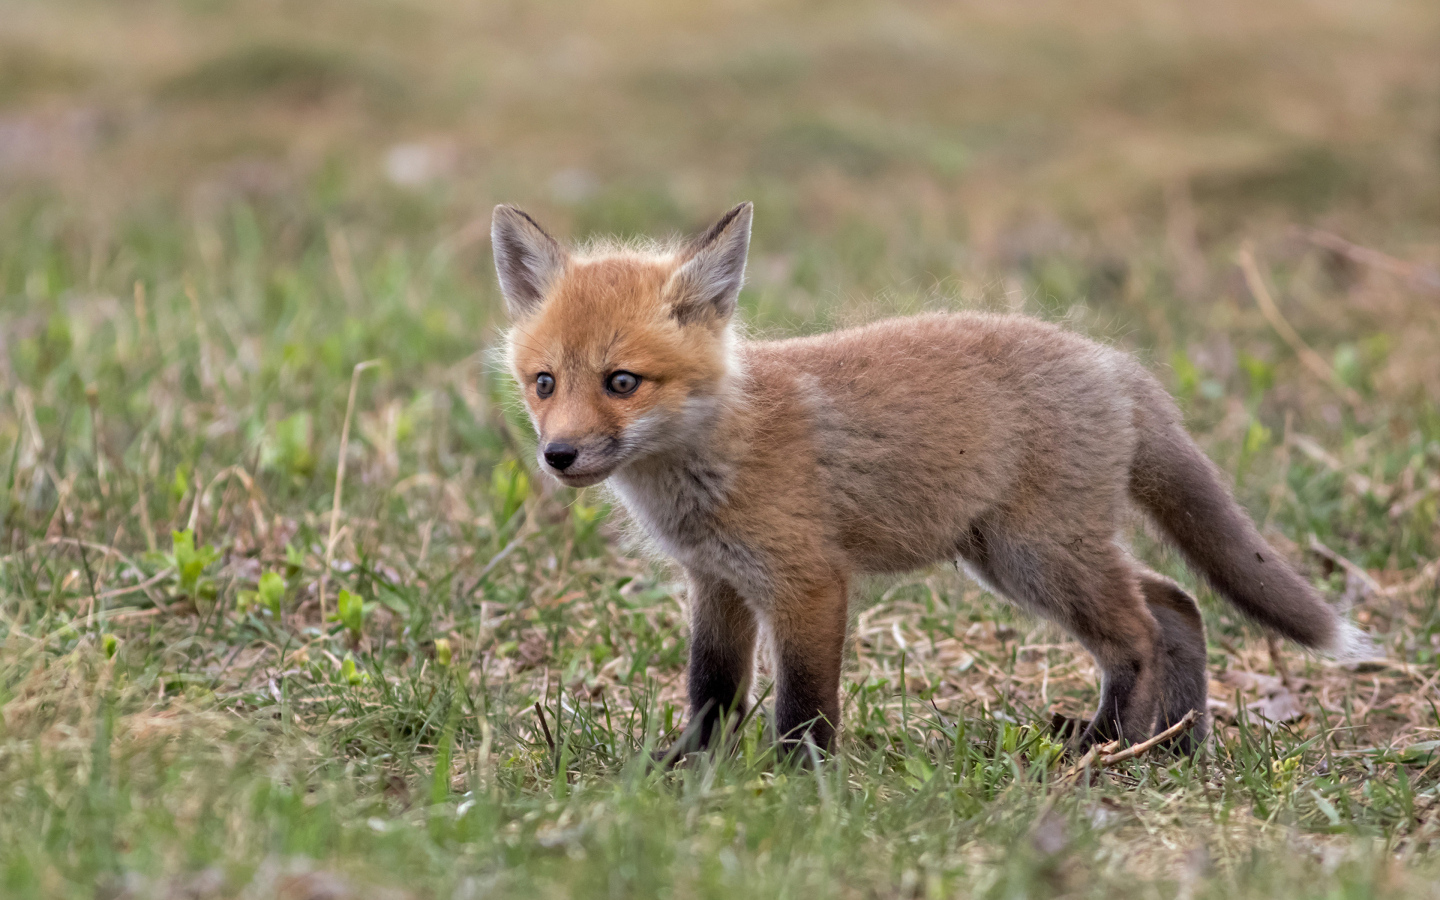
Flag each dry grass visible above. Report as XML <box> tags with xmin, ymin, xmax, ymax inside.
<box><xmin>1</xmin><ymin>1</ymin><xmax>1439</xmax><ymax>897</ymax></box>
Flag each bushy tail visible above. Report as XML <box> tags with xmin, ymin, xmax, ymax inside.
<box><xmin>1128</xmin><ymin>391</ymin><xmax>1371</xmax><ymax>660</ymax></box>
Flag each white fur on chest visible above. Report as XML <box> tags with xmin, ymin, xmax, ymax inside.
<box><xmin>609</xmin><ymin>461</ymin><xmax>772</xmax><ymax>603</ymax></box>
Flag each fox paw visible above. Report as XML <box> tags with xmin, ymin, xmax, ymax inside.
<box><xmin>1049</xmin><ymin>712</ymin><xmax>1092</xmax><ymax>747</ymax></box>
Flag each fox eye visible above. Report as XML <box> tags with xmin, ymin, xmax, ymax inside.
<box><xmin>535</xmin><ymin>373</ymin><xmax>555</xmax><ymax>398</ymax></box>
<box><xmin>606</xmin><ymin>371</ymin><xmax>640</xmax><ymax>396</ymax></box>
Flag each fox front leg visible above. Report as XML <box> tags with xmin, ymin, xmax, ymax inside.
<box><xmin>770</xmin><ymin>575</ymin><xmax>849</xmax><ymax>757</ymax></box>
<box><xmin>664</xmin><ymin>573</ymin><xmax>757</xmax><ymax>761</ymax></box>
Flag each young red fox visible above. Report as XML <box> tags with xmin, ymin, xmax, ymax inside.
<box><xmin>494</xmin><ymin>202</ymin><xmax>1369</xmax><ymax>757</ymax></box>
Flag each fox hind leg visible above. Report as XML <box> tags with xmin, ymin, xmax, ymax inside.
<box><xmin>959</xmin><ymin>527</ymin><xmax>1162</xmax><ymax>749</ymax></box>
<box><xmin>1137</xmin><ymin>569</ymin><xmax>1210</xmax><ymax>754</ymax></box>
<box><xmin>1053</xmin><ymin>570</ymin><xmax>1211</xmax><ymax>754</ymax></box>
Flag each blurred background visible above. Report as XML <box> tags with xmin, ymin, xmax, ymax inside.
<box><xmin>4</xmin><ymin>0</ymin><xmax>1438</xmax><ymax>326</ymax></box>
<box><xmin>1</xmin><ymin>0</ymin><xmax>1437</xmax><ymax>566</ymax></box>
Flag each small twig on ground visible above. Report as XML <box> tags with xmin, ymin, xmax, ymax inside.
<box><xmin>533</xmin><ymin>701</ymin><xmax>556</xmax><ymax>753</ymax></box>
<box><xmin>318</xmin><ymin>360</ymin><xmax>381</xmax><ymax>624</ymax></box>
<box><xmin>1058</xmin><ymin>711</ymin><xmax>1201</xmax><ymax>785</ymax></box>
<box><xmin>1098</xmin><ymin>709</ymin><xmax>1202</xmax><ymax>766</ymax></box>
<box><xmin>1061</xmin><ymin>739</ymin><xmax>1121</xmax><ymax>783</ymax></box>
<box><xmin>1237</xmin><ymin>243</ymin><xmax>1366</xmax><ymax>412</ymax></box>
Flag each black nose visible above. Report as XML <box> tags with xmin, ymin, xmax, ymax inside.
<box><xmin>543</xmin><ymin>443</ymin><xmax>579</xmax><ymax>472</ymax></box>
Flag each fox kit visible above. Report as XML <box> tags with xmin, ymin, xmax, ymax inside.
<box><xmin>494</xmin><ymin>202</ymin><xmax>1367</xmax><ymax>756</ymax></box>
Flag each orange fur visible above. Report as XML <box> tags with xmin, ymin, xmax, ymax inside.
<box><xmin>494</xmin><ymin>203</ymin><xmax>1366</xmax><ymax>757</ymax></box>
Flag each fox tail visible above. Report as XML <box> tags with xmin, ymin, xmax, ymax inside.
<box><xmin>1128</xmin><ymin>387</ymin><xmax>1372</xmax><ymax>661</ymax></box>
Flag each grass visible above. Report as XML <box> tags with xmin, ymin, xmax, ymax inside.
<box><xmin>1</xmin><ymin>0</ymin><xmax>1439</xmax><ymax>897</ymax></box>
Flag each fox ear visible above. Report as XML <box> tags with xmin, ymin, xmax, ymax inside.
<box><xmin>492</xmin><ymin>205</ymin><xmax>567</xmax><ymax>319</ymax></box>
<box><xmin>667</xmin><ymin>202</ymin><xmax>752</xmax><ymax>325</ymax></box>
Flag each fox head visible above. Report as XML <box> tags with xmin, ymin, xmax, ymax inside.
<box><xmin>494</xmin><ymin>203</ymin><xmax>752</xmax><ymax>487</ymax></box>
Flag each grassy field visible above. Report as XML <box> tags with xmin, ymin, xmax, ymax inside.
<box><xmin>2</xmin><ymin>0</ymin><xmax>1440</xmax><ymax>897</ymax></box>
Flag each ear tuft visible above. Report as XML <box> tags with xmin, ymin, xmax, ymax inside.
<box><xmin>667</xmin><ymin>202</ymin><xmax>753</xmax><ymax>326</ymax></box>
<box><xmin>492</xmin><ymin>205</ymin><xmax>567</xmax><ymax>319</ymax></box>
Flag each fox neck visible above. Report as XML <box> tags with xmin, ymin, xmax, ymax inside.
<box><xmin>621</xmin><ymin>358</ymin><xmax>748</xmax><ymax>490</ymax></box>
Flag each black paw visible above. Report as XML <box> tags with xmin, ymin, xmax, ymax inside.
<box><xmin>1049</xmin><ymin>713</ymin><xmax>1091</xmax><ymax>747</ymax></box>
<box><xmin>649</xmin><ymin>744</ymin><xmax>697</xmax><ymax>769</ymax></box>
<box><xmin>773</xmin><ymin>736</ymin><xmax>831</xmax><ymax>768</ymax></box>
<box><xmin>650</xmin><ymin>725</ymin><xmax>708</xmax><ymax>768</ymax></box>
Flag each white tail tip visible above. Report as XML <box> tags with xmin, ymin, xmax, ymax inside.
<box><xmin>1326</xmin><ymin>621</ymin><xmax>1380</xmax><ymax>664</ymax></box>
